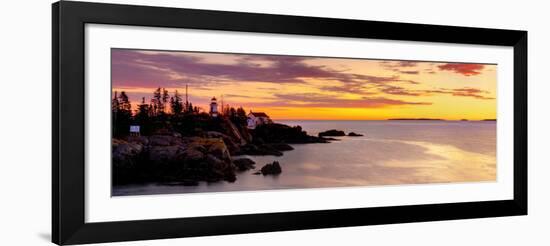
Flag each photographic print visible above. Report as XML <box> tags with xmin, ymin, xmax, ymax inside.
<box><xmin>111</xmin><ymin>48</ymin><xmax>497</xmax><ymax>196</ymax></box>
<box><xmin>53</xmin><ymin>3</ymin><xmax>526</xmax><ymax>243</ymax></box>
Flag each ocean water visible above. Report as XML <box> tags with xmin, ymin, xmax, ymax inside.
<box><xmin>112</xmin><ymin>120</ymin><xmax>496</xmax><ymax>196</ymax></box>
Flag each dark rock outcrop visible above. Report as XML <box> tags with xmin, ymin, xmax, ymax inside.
<box><xmin>112</xmin><ymin>135</ymin><xmax>237</xmax><ymax>185</ymax></box>
<box><xmin>220</xmin><ymin>118</ymin><xmax>249</xmax><ymax>145</ymax></box>
<box><xmin>234</xmin><ymin>142</ymin><xmax>293</xmax><ymax>156</ymax></box>
<box><xmin>347</xmin><ymin>132</ymin><xmax>363</xmax><ymax>137</ymax></box>
<box><xmin>112</xmin><ymin>118</ymin><xmax>339</xmax><ymax>185</ymax></box>
<box><xmin>183</xmin><ymin>137</ymin><xmax>236</xmax><ymax>183</ymax></box>
<box><xmin>252</xmin><ymin>123</ymin><xmax>329</xmax><ymax>144</ymax></box>
<box><xmin>235</xmin><ymin>144</ymin><xmax>283</xmax><ymax>156</ymax></box>
<box><xmin>233</xmin><ymin>158</ymin><xmax>256</xmax><ymax>171</ymax></box>
<box><xmin>266</xmin><ymin>143</ymin><xmax>294</xmax><ymax>151</ymax></box>
<box><xmin>259</xmin><ymin>161</ymin><xmax>282</xmax><ymax>175</ymax></box>
<box><xmin>163</xmin><ymin>180</ymin><xmax>199</xmax><ymax>186</ymax></box>
<box><xmin>112</xmin><ymin>139</ymin><xmax>144</xmax><ymax>169</ymax></box>
<box><xmin>204</xmin><ymin>131</ymin><xmax>240</xmax><ymax>153</ymax></box>
<box><xmin>148</xmin><ymin>145</ymin><xmax>187</xmax><ymax>164</ymax></box>
<box><xmin>318</xmin><ymin>129</ymin><xmax>346</xmax><ymax>137</ymax></box>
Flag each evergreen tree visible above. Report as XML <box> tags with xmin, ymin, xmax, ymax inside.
<box><xmin>170</xmin><ymin>97</ymin><xmax>175</xmax><ymax>113</ymax></box>
<box><xmin>112</xmin><ymin>91</ymin><xmax>133</xmax><ymax>137</ymax></box>
<box><xmin>162</xmin><ymin>88</ymin><xmax>169</xmax><ymax>114</ymax></box>
<box><xmin>112</xmin><ymin>91</ymin><xmax>120</xmax><ymax>112</ymax></box>
<box><xmin>223</xmin><ymin>104</ymin><xmax>232</xmax><ymax>116</ymax></box>
<box><xmin>188</xmin><ymin>102</ymin><xmax>194</xmax><ymax>114</ymax></box>
<box><xmin>111</xmin><ymin>91</ymin><xmax>120</xmax><ymax>136</ymax></box>
<box><xmin>148</xmin><ymin>102</ymin><xmax>154</xmax><ymax>117</ymax></box>
<box><xmin>152</xmin><ymin>87</ymin><xmax>162</xmax><ymax>115</ymax></box>
<box><xmin>118</xmin><ymin>91</ymin><xmax>132</xmax><ymax>112</ymax></box>
<box><xmin>136</xmin><ymin>97</ymin><xmax>150</xmax><ymax>119</ymax></box>
<box><xmin>135</xmin><ymin>97</ymin><xmax>152</xmax><ymax>135</ymax></box>
<box><xmin>232</xmin><ymin>107</ymin><xmax>248</xmax><ymax>126</ymax></box>
<box><xmin>236</xmin><ymin>107</ymin><xmax>247</xmax><ymax>119</ymax></box>
<box><xmin>170</xmin><ymin>90</ymin><xmax>183</xmax><ymax>115</ymax></box>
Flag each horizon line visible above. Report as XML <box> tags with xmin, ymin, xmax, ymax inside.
<box><xmin>272</xmin><ymin>118</ymin><xmax>497</xmax><ymax>121</ymax></box>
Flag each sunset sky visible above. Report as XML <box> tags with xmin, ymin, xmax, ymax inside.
<box><xmin>112</xmin><ymin>48</ymin><xmax>497</xmax><ymax>120</ymax></box>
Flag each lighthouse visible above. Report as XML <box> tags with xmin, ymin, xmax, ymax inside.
<box><xmin>209</xmin><ymin>97</ymin><xmax>218</xmax><ymax>117</ymax></box>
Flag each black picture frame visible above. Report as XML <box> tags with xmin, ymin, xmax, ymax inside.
<box><xmin>52</xmin><ymin>1</ymin><xmax>527</xmax><ymax>245</ymax></box>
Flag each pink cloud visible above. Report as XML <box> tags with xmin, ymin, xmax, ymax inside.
<box><xmin>437</xmin><ymin>63</ymin><xmax>485</xmax><ymax>76</ymax></box>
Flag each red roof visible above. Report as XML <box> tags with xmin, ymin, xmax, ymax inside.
<box><xmin>249</xmin><ymin>112</ymin><xmax>269</xmax><ymax>117</ymax></box>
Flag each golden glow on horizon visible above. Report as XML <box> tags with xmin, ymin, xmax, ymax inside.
<box><xmin>113</xmin><ymin>86</ymin><xmax>496</xmax><ymax>121</ymax></box>
<box><xmin>112</xmin><ymin>50</ymin><xmax>497</xmax><ymax>121</ymax></box>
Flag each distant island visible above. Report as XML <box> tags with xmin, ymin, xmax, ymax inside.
<box><xmin>388</xmin><ymin>118</ymin><xmax>496</xmax><ymax>121</ymax></box>
<box><xmin>388</xmin><ymin>118</ymin><xmax>444</xmax><ymax>121</ymax></box>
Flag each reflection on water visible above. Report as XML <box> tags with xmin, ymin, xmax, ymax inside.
<box><xmin>113</xmin><ymin>120</ymin><xmax>496</xmax><ymax>196</ymax></box>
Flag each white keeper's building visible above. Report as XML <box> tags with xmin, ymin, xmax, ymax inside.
<box><xmin>247</xmin><ymin>112</ymin><xmax>272</xmax><ymax>129</ymax></box>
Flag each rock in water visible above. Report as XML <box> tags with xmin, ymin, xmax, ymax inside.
<box><xmin>233</xmin><ymin>158</ymin><xmax>256</xmax><ymax>171</ymax></box>
<box><xmin>347</xmin><ymin>132</ymin><xmax>364</xmax><ymax>137</ymax></box>
<box><xmin>260</xmin><ymin>161</ymin><xmax>282</xmax><ymax>175</ymax></box>
<box><xmin>318</xmin><ymin>129</ymin><xmax>346</xmax><ymax>137</ymax></box>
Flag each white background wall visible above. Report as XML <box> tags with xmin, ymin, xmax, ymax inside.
<box><xmin>0</xmin><ymin>0</ymin><xmax>547</xmax><ymax>245</ymax></box>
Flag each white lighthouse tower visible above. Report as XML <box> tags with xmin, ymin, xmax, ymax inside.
<box><xmin>209</xmin><ymin>97</ymin><xmax>218</xmax><ymax>117</ymax></box>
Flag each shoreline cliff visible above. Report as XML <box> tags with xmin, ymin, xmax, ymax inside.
<box><xmin>112</xmin><ymin>117</ymin><xmax>335</xmax><ymax>186</ymax></box>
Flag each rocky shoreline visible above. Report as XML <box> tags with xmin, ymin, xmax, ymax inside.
<box><xmin>112</xmin><ymin>119</ymin><xmax>343</xmax><ymax>186</ymax></box>
<box><xmin>319</xmin><ymin>129</ymin><xmax>364</xmax><ymax>137</ymax></box>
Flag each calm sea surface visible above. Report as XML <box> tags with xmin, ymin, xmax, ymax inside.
<box><xmin>112</xmin><ymin>120</ymin><xmax>496</xmax><ymax>196</ymax></box>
